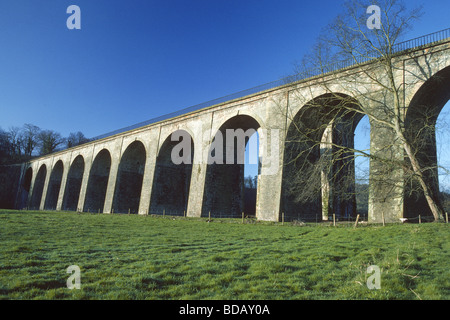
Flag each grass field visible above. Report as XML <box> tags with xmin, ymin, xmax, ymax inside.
<box><xmin>0</xmin><ymin>210</ymin><xmax>448</xmax><ymax>300</ymax></box>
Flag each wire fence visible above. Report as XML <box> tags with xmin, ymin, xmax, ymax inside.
<box><xmin>89</xmin><ymin>28</ymin><xmax>450</xmax><ymax>142</ymax></box>
<box><xmin>26</xmin><ymin>206</ymin><xmax>448</xmax><ymax>226</ymax></box>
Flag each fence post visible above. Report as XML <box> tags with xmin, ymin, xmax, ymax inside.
<box><xmin>209</xmin><ymin>211</ymin><xmax>211</xmax><ymax>221</ymax></box>
<box><xmin>419</xmin><ymin>215</ymin><xmax>421</xmax><ymax>224</ymax></box>
<box><xmin>446</xmin><ymin>212</ymin><xmax>448</xmax><ymax>224</ymax></box>
<box><xmin>333</xmin><ymin>214</ymin><xmax>336</xmax><ymax>227</ymax></box>
<box><xmin>354</xmin><ymin>214</ymin><xmax>360</xmax><ymax>229</ymax></box>
<box><xmin>282</xmin><ymin>212</ymin><xmax>284</xmax><ymax>225</ymax></box>
<box><xmin>382</xmin><ymin>212</ymin><xmax>385</xmax><ymax>227</ymax></box>
<box><xmin>242</xmin><ymin>212</ymin><xmax>245</xmax><ymax>224</ymax></box>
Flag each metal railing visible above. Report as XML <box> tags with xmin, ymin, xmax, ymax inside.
<box><xmin>393</xmin><ymin>28</ymin><xmax>450</xmax><ymax>52</ymax></box>
<box><xmin>90</xmin><ymin>28</ymin><xmax>450</xmax><ymax>142</ymax></box>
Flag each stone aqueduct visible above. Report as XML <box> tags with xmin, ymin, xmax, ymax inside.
<box><xmin>11</xmin><ymin>33</ymin><xmax>450</xmax><ymax>223</ymax></box>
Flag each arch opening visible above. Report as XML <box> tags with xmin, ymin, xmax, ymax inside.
<box><xmin>354</xmin><ymin>115</ymin><xmax>371</xmax><ymax>217</ymax></box>
<box><xmin>30</xmin><ymin>164</ymin><xmax>46</xmax><ymax>210</ymax></box>
<box><xmin>437</xmin><ymin>102</ymin><xmax>450</xmax><ymax>214</ymax></box>
<box><xmin>23</xmin><ymin>167</ymin><xmax>33</xmax><ymax>193</ymax></box>
<box><xmin>62</xmin><ymin>155</ymin><xmax>85</xmax><ymax>211</ymax></box>
<box><xmin>281</xmin><ymin>93</ymin><xmax>365</xmax><ymax>222</ymax></box>
<box><xmin>18</xmin><ymin>167</ymin><xmax>33</xmax><ymax>209</ymax></box>
<box><xmin>243</xmin><ymin>131</ymin><xmax>259</xmax><ymax>216</ymax></box>
<box><xmin>149</xmin><ymin>130</ymin><xmax>194</xmax><ymax>216</ymax></box>
<box><xmin>44</xmin><ymin>160</ymin><xmax>64</xmax><ymax>210</ymax></box>
<box><xmin>113</xmin><ymin>141</ymin><xmax>146</xmax><ymax>214</ymax></box>
<box><xmin>404</xmin><ymin>65</ymin><xmax>450</xmax><ymax>220</ymax></box>
<box><xmin>202</xmin><ymin>115</ymin><xmax>260</xmax><ymax>218</ymax></box>
<box><xmin>84</xmin><ymin>149</ymin><xmax>111</xmax><ymax>213</ymax></box>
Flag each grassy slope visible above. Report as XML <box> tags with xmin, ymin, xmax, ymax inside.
<box><xmin>0</xmin><ymin>210</ymin><xmax>448</xmax><ymax>300</ymax></box>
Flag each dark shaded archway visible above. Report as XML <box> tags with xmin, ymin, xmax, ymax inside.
<box><xmin>84</xmin><ymin>149</ymin><xmax>111</xmax><ymax>212</ymax></box>
<box><xmin>150</xmin><ymin>130</ymin><xmax>194</xmax><ymax>216</ymax></box>
<box><xmin>17</xmin><ymin>167</ymin><xmax>33</xmax><ymax>209</ymax></box>
<box><xmin>202</xmin><ymin>115</ymin><xmax>260</xmax><ymax>218</ymax></box>
<box><xmin>404</xmin><ymin>65</ymin><xmax>450</xmax><ymax>220</ymax></box>
<box><xmin>30</xmin><ymin>164</ymin><xmax>46</xmax><ymax>209</ymax></box>
<box><xmin>281</xmin><ymin>93</ymin><xmax>364</xmax><ymax>222</ymax></box>
<box><xmin>113</xmin><ymin>141</ymin><xmax>146</xmax><ymax>214</ymax></box>
<box><xmin>23</xmin><ymin>167</ymin><xmax>33</xmax><ymax>193</ymax></box>
<box><xmin>44</xmin><ymin>160</ymin><xmax>64</xmax><ymax>210</ymax></box>
<box><xmin>62</xmin><ymin>155</ymin><xmax>85</xmax><ymax>211</ymax></box>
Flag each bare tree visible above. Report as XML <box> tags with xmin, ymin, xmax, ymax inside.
<box><xmin>7</xmin><ymin>126</ymin><xmax>23</xmax><ymax>160</ymax></box>
<box><xmin>0</xmin><ymin>128</ymin><xmax>10</xmax><ymax>164</ymax></box>
<box><xmin>37</xmin><ymin>130</ymin><xmax>66</xmax><ymax>155</ymax></box>
<box><xmin>20</xmin><ymin>124</ymin><xmax>41</xmax><ymax>157</ymax></box>
<box><xmin>283</xmin><ymin>0</ymin><xmax>445</xmax><ymax>221</ymax></box>
<box><xmin>67</xmin><ymin>131</ymin><xmax>90</xmax><ymax>148</ymax></box>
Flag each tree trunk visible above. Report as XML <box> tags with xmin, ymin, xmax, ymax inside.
<box><xmin>388</xmin><ymin>63</ymin><xmax>443</xmax><ymax>222</ymax></box>
<box><xmin>399</xmin><ymin>134</ymin><xmax>443</xmax><ymax>221</ymax></box>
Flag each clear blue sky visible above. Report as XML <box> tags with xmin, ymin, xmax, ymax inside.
<box><xmin>0</xmin><ymin>0</ymin><xmax>449</xmax><ymax>186</ymax></box>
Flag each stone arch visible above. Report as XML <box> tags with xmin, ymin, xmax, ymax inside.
<box><xmin>62</xmin><ymin>155</ymin><xmax>85</xmax><ymax>211</ymax></box>
<box><xmin>84</xmin><ymin>149</ymin><xmax>111</xmax><ymax>212</ymax></box>
<box><xmin>404</xmin><ymin>65</ymin><xmax>450</xmax><ymax>219</ymax></box>
<box><xmin>149</xmin><ymin>130</ymin><xmax>194</xmax><ymax>216</ymax></box>
<box><xmin>281</xmin><ymin>93</ymin><xmax>365</xmax><ymax>221</ymax></box>
<box><xmin>113</xmin><ymin>140</ymin><xmax>146</xmax><ymax>213</ymax></box>
<box><xmin>44</xmin><ymin>160</ymin><xmax>64</xmax><ymax>210</ymax></box>
<box><xmin>17</xmin><ymin>167</ymin><xmax>33</xmax><ymax>209</ymax></box>
<box><xmin>202</xmin><ymin>114</ymin><xmax>261</xmax><ymax>218</ymax></box>
<box><xmin>30</xmin><ymin>164</ymin><xmax>47</xmax><ymax>209</ymax></box>
<box><xmin>23</xmin><ymin>167</ymin><xmax>33</xmax><ymax>193</ymax></box>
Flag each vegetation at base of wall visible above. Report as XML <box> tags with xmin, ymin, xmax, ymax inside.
<box><xmin>0</xmin><ymin>210</ymin><xmax>448</xmax><ymax>300</ymax></box>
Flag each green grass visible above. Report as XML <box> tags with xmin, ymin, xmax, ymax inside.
<box><xmin>0</xmin><ymin>210</ymin><xmax>448</xmax><ymax>300</ymax></box>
